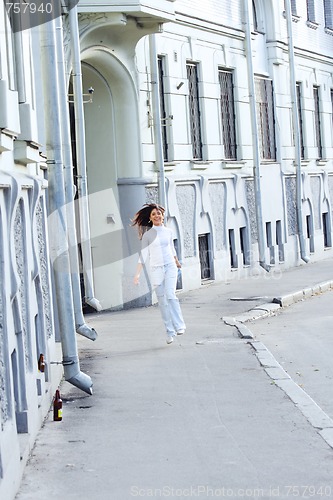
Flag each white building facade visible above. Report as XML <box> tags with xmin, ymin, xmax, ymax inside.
<box><xmin>75</xmin><ymin>0</ymin><xmax>333</xmax><ymax>310</ymax></box>
<box><xmin>1</xmin><ymin>0</ymin><xmax>333</xmax><ymax>497</ymax></box>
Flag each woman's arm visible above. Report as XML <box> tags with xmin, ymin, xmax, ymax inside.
<box><xmin>174</xmin><ymin>256</ymin><xmax>181</xmax><ymax>268</ymax></box>
<box><xmin>133</xmin><ymin>263</ymin><xmax>143</xmax><ymax>285</ymax></box>
<box><xmin>169</xmin><ymin>229</ymin><xmax>181</xmax><ymax>268</ymax></box>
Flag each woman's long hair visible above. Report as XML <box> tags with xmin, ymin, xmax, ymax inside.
<box><xmin>131</xmin><ymin>203</ymin><xmax>165</xmax><ymax>239</ymax></box>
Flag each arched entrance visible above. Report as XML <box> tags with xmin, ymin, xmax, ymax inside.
<box><xmin>74</xmin><ymin>48</ymin><xmax>143</xmax><ymax>309</ymax></box>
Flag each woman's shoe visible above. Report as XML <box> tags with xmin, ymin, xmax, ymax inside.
<box><xmin>176</xmin><ymin>329</ymin><xmax>185</xmax><ymax>335</ymax></box>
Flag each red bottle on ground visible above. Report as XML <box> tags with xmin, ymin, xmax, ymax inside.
<box><xmin>53</xmin><ymin>389</ymin><xmax>63</xmax><ymax>421</ymax></box>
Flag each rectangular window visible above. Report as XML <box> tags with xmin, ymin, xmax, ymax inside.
<box><xmin>296</xmin><ymin>83</ymin><xmax>305</xmax><ymax>159</ymax></box>
<box><xmin>266</xmin><ymin>221</ymin><xmax>275</xmax><ymax>265</ymax></box>
<box><xmin>198</xmin><ymin>234</ymin><xmax>211</xmax><ymax>279</ymax></box>
<box><xmin>276</xmin><ymin>220</ymin><xmax>285</xmax><ymax>262</ymax></box>
<box><xmin>5</xmin><ymin>9</ymin><xmax>17</xmax><ymax>90</ymax></box>
<box><xmin>255</xmin><ymin>77</ymin><xmax>276</xmax><ymax>160</ymax></box>
<box><xmin>187</xmin><ymin>62</ymin><xmax>203</xmax><ymax>160</ymax></box>
<box><xmin>252</xmin><ymin>0</ymin><xmax>258</xmax><ymax>31</ymax></box>
<box><xmin>228</xmin><ymin>229</ymin><xmax>237</xmax><ymax>269</ymax></box>
<box><xmin>313</xmin><ymin>86</ymin><xmax>322</xmax><ymax>159</ymax></box>
<box><xmin>158</xmin><ymin>56</ymin><xmax>169</xmax><ymax>162</ymax></box>
<box><xmin>324</xmin><ymin>0</ymin><xmax>333</xmax><ymax>28</ymax></box>
<box><xmin>291</xmin><ymin>0</ymin><xmax>297</xmax><ymax>15</ymax></box>
<box><xmin>219</xmin><ymin>69</ymin><xmax>237</xmax><ymax>160</ymax></box>
<box><xmin>322</xmin><ymin>212</ymin><xmax>332</xmax><ymax>248</ymax></box>
<box><xmin>331</xmin><ymin>89</ymin><xmax>333</xmax><ymax>134</ymax></box>
<box><xmin>307</xmin><ymin>0</ymin><xmax>316</xmax><ymax>21</ymax></box>
<box><xmin>239</xmin><ymin>226</ymin><xmax>250</xmax><ymax>265</ymax></box>
<box><xmin>306</xmin><ymin>214</ymin><xmax>315</xmax><ymax>253</ymax></box>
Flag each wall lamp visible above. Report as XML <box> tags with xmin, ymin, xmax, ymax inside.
<box><xmin>68</xmin><ymin>86</ymin><xmax>95</xmax><ymax>104</ymax></box>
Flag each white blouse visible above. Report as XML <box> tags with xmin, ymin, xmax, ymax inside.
<box><xmin>139</xmin><ymin>225</ymin><xmax>176</xmax><ymax>267</ymax></box>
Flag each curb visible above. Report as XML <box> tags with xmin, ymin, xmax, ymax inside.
<box><xmin>223</xmin><ymin>280</ymin><xmax>333</xmax><ymax>450</ymax></box>
<box><xmin>272</xmin><ymin>279</ymin><xmax>333</xmax><ymax>307</ymax></box>
<box><xmin>223</xmin><ymin>279</ymin><xmax>333</xmax><ymax>340</ymax></box>
<box><xmin>249</xmin><ymin>341</ymin><xmax>333</xmax><ymax>450</ymax></box>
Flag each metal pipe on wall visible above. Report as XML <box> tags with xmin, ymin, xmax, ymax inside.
<box><xmin>68</xmin><ymin>3</ymin><xmax>102</xmax><ymax>311</ymax></box>
<box><xmin>284</xmin><ymin>0</ymin><xmax>310</xmax><ymax>263</ymax></box>
<box><xmin>39</xmin><ymin>18</ymin><xmax>93</xmax><ymax>395</ymax></box>
<box><xmin>149</xmin><ymin>33</ymin><xmax>167</xmax><ymax>211</ymax></box>
<box><xmin>55</xmin><ymin>14</ymin><xmax>97</xmax><ymax>340</ymax></box>
<box><xmin>243</xmin><ymin>0</ymin><xmax>270</xmax><ymax>272</ymax></box>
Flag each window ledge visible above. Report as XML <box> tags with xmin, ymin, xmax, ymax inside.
<box><xmin>260</xmin><ymin>160</ymin><xmax>278</xmax><ymax>165</ymax></box>
<box><xmin>324</xmin><ymin>27</ymin><xmax>333</xmax><ymax>35</ymax></box>
<box><xmin>0</xmin><ymin>130</ymin><xmax>14</xmax><ymax>152</ymax></box>
<box><xmin>282</xmin><ymin>11</ymin><xmax>300</xmax><ymax>23</ymax></box>
<box><xmin>222</xmin><ymin>160</ymin><xmax>246</xmax><ymax>169</ymax></box>
<box><xmin>164</xmin><ymin>161</ymin><xmax>179</xmax><ymax>171</ymax></box>
<box><xmin>316</xmin><ymin>159</ymin><xmax>328</xmax><ymax>166</ymax></box>
<box><xmin>190</xmin><ymin>160</ymin><xmax>212</xmax><ymax>170</ymax></box>
<box><xmin>306</xmin><ymin>20</ymin><xmax>319</xmax><ymax>30</ymax></box>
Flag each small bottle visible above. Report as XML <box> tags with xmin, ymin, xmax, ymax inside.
<box><xmin>38</xmin><ymin>354</ymin><xmax>45</xmax><ymax>373</ymax></box>
<box><xmin>53</xmin><ymin>389</ymin><xmax>63</xmax><ymax>421</ymax></box>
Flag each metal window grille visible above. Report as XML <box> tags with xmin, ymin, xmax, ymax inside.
<box><xmin>252</xmin><ymin>0</ymin><xmax>258</xmax><ymax>31</ymax></box>
<box><xmin>291</xmin><ymin>0</ymin><xmax>297</xmax><ymax>15</ymax></box>
<box><xmin>313</xmin><ymin>86</ymin><xmax>322</xmax><ymax>159</ymax></box>
<box><xmin>322</xmin><ymin>212</ymin><xmax>332</xmax><ymax>248</ymax></box>
<box><xmin>228</xmin><ymin>229</ymin><xmax>237</xmax><ymax>269</ymax></box>
<box><xmin>219</xmin><ymin>70</ymin><xmax>237</xmax><ymax>160</ymax></box>
<box><xmin>198</xmin><ymin>234</ymin><xmax>211</xmax><ymax>279</ymax></box>
<box><xmin>187</xmin><ymin>63</ymin><xmax>203</xmax><ymax>160</ymax></box>
<box><xmin>239</xmin><ymin>226</ymin><xmax>250</xmax><ymax>265</ymax></box>
<box><xmin>331</xmin><ymin>89</ymin><xmax>333</xmax><ymax>131</ymax></box>
<box><xmin>296</xmin><ymin>83</ymin><xmax>305</xmax><ymax>159</ymax></box>
<box><xmin>158</xmin><ymin>56</ymin><xmax>169</xmax><ymax>162</ymax></box>
<box><xmin>324</xmin><ymin>0</ymin><xmax>333</xmax><ymax>28</ymax></box>
<box><xmin>306</xmin><ymin>0</ymin><xmax>315</xmax><ymax>21</ymax></box>
<box><xmin>255</xmin><ymin>78</ymin><xmax>276</xmax><ymax>160</ymax></box>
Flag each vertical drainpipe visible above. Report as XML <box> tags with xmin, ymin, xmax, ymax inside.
<box><xmin>284</xmin><ymin>0</ymin><xmax>310</xmax><ymax>263</ymax></box>
<box><xmin>149</xmin><ymin>33</ymin><xmax>167</xmax><ymax>211</ymax></box>
<box><xmin>39</xmin><ymin>18</ymin><xmax>93</xmax><ymax>395</ymax></box>
<box><xmin>243</xmin><ymin>0</ymin><xmax>270</xmax><ymax>272</ymax></box>
<box><xmin>55</xmin><ymin>14</ymin><xmax>98</xmax><ymax>340</ymax></box>
<box><xmin>68</xmin><ymin>3</ymin><xmax>102</xmax><ymax>311</ymax></box>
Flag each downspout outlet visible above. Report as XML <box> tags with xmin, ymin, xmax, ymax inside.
<box><xmin>63</xmin><ymin>357</ymin><xmax>93</xmax><ymax>395</ymax></box>
<box><xmin>85</xmin><ymin>297</ymin><xmax>102</xmax><ymax>312</ymax></box>
<box><xmin>76</xmin><ymin>323</ymin><xmax>98</xmax><ymax>341</ymax></box>
<box><xmin>260</xmin><ymin>261</ymin><xmax>271</xmax><ymax>272</ymax></box>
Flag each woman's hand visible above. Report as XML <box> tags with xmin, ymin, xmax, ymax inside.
<box><xmin>133</xmin><ymin>263</ymin><xmax>143</xmax><ymax>285</ymax></box>
<box><xmin>174</xmin><ymin>257</ymin><xmax>182</xmax><ymax>269</ymax></box>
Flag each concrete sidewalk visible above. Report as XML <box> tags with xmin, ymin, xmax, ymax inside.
<box><xmin>16</xmin><ymin>259</ymin><xmax>333</xmax><ymax>500</ymax></box>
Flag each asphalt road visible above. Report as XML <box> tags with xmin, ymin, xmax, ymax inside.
<box><xmin>247</xmin><ymin>290</ymin><xmax>333</xmax><ymax>421</ymax></box>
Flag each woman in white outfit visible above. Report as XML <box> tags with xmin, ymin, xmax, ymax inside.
<box><xmin>132</xmin><ymin>203</ymin><xmax>186</xmax><ymax>344</ymax></box>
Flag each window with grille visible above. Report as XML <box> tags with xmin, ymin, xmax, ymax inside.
<box><xmin>291</xmin><ymin>0</ymin><xmax>297</xmax><ymax>15</ymax></box>
<box><xmin>296</xmin><ymin>83</ymin><xmax>305</xmax><ymax>159</ymax></box>
<box><xmin>306</xmin><ymin>0</ymin><xmax>316</xmax><ymax>21</ymax></box>
<box><xmin>219</xmin><ymin>69</ymin><xmax>237</xmax><ymax>160</ymax></box>
<box><xmin>331</xmin><ymin>89</ymin><xmax>333</xmax><ymax>134</ymax></box>
<box><xmin>324</xmin><ymin>0</ymin><xmax>333</xmax><ymax>28</ymax></box>
<box><xmin>313</xmin><ymin>86</ymin><xmax>322</xmax><ymax>159</ymax></box>
<box><xmin>158</xmin><ymin>56</ymin><xmax>169</xmax><ymax>162</ymax></box>
<box><xmin>198</xmin><ymin>234</ymin><xmax>211</xmax><ymax>279</ymax></box>
<box><xmin>187</xmin><ymin>62</ymin><xmax>203</xmax><ymax>160</ymax></box>
<box><xmin>252</xmin><ymin>0</ymin><xmax>258</xmax><ymax>31</ymax></box>
<box><xmin>255</xmin><ymin>77</ymin><xmax>276</xmax><ymax>160</ymax></box>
